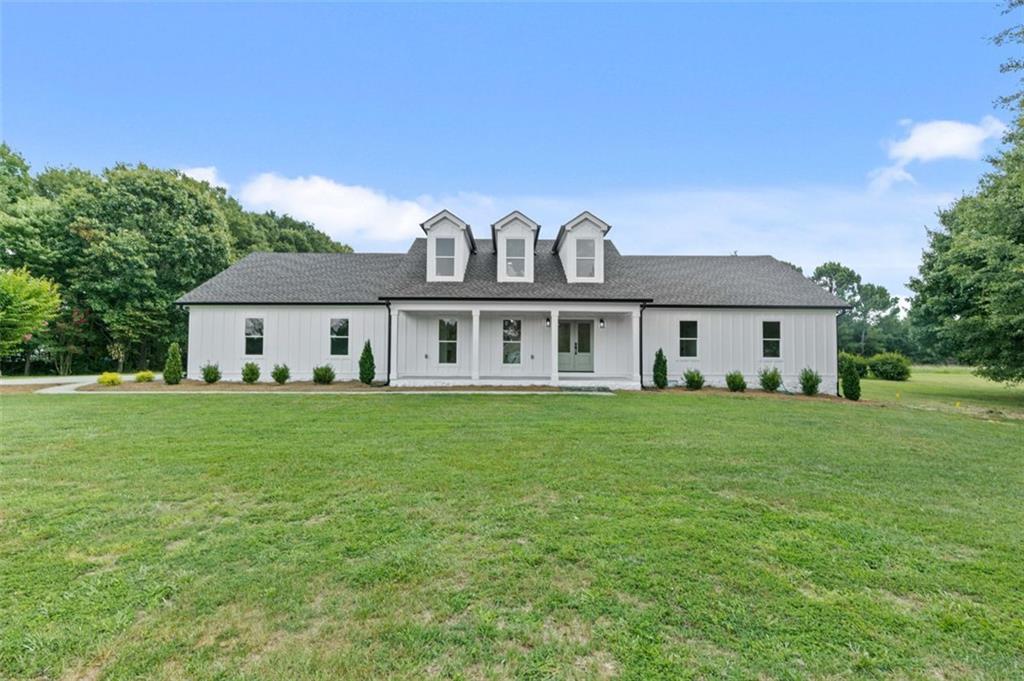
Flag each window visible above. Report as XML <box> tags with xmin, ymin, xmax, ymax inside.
<box><xmin>576</xmin><ymin>239</ymin><xmax>596</xmax><ymax>277</ymax></box>
<box><xmin>438</xmin><ymin>319</ymin><xmax>458</xmax><ymax>364</ymax></box>
<box><xmin>505</xmin><ymin>239</ymin><xmax>526</xmax><ymax>277</ymax></box>
<box><xmin>330</xmin><ymin>318</ymin><xmax>349</xmax><ymax>356</ymax></box>
<box><xmin>502</xmin><ymin>319</ymin><xmax>522</xmax><ymax>364</ymax></box>
<box><xmin>244</xmin><ymin>318</ymin><xmax>263</xmax><ymax>355</ymax></box>
<box><xmin>679</xmin><ymin>320</ymin><xmax>698</xmax><ymax>357</ymax></box>
<box><xmin>435</xmin><ymin>238</ymin><xmax>455</xmax><ymax>277</ymax></box>
<box><xmin>762</xmin><ymin>321</ymin><xmax>781</xmax><ymax>358</ymax></box>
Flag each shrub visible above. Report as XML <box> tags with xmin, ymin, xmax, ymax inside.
<box><xmin>725</xmin><ymin>371</ymin><xmax>746</xmax><ymax>392</ymax></box>
<box><xmin>241</xmin><ymin>362</ymin><xmax>260</xmax><ymax>384</ymax></box>
<box><xmin>799</xmin><ymin>367</ymin><xmax>822</xmax><ymax>396</ymax></box>
<box><xmin>164</xmin><ymin>342</ymin><xmax>183</xmax><ymax>385</ymax></box>
<box><xmin>97</xmin><ymin>372</ymin><xmax>122</xmax><ymax>386</ymax></box>
<box><xmin>134</xmin><ymin>370</ymin><xmax>155</xmax><ymax>383</ymax></box>
<box><xmin>841</xmin><ymin>360</ymin><xmax>861</xmax><ymax>401</ymax></box>
<box><xmin>758</xmin><ymin>367</ymin><xmax>782</xmax><ymax>392</ymax></box>
<box><xmin>201</xmin><ymin>363</ymin><xmax>221</xmax><ymax>384</ymax></box>
<box><xmin>839</xmin><ymin>351</ymin><xmax>868</xmax><ymax>379</ymax></box>
<box><xmin>682</xmin><ymin>369</ymin><xmax>705</xmax><ymax>390</ymax></box>
<box><xmin>312</xmin><ymin>364</ymin><xmax>336</xmax><ymax>385</ymax></box>
<box><xmin>271</xmin><ymin>364</ymin><xmax>290</xmax><ymax>385</ymax></box>
<box><xmin>358</xmin><ymin>340</ymin><xmax>375</xmax><ymax>385</ymax></box>
<box><xmin>869</xmin><ymin>352</ymin><xmax>911</xmax><ymax>381</ymax></box>
<box><xmin>653</xmin><ymin>348</ymin><xmax>668</xmax><ymax>389</ymax></box>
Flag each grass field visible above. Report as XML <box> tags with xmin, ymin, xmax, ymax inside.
<box><xmin>1</xmin><ymin>374</ymin><xmax>1023</xmax><ymax>679</ymax></box>
<box><xmin>861</xmin><ymin>365</ymin><xmax>1024</xmax><ymax>419</ymax></box>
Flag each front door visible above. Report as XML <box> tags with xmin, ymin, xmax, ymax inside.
<box><xmin>558</xmin><ymin>321</ymin><xmax>594</xmax><ymax>372</ymax></box>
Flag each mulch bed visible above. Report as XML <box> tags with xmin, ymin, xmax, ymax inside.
<box><xmin>79</xmin><ymin>379</ymin><xmax>560</xmax><ymax>393</ymax></box>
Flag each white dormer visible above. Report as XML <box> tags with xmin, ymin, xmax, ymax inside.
<box><xmin>491</xmin><ymin>211</ymin><xmax>540</xmax><ymax>283</ymax></box>
<box><xmin>553</xmin><ymin>211</ymin><xmax>611</xmax><ymax>283</ymax></box>
<box><xmin>422</xmin><ymin>209</ymin><xmax>476</xmax><ymax>282</ymax></box>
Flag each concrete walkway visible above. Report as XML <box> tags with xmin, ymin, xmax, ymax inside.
<box><xmin>2</xmin><ymin>374</ymin><xmax>162</xmax><ymax>394</ymax></box>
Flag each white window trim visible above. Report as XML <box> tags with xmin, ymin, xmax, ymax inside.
<box><xmin>762</xmin><ymin>320</ymin><xmax>782</xmax><ymax>359</ymax></box>
<box><xmin>576</xmin><ymin>239</ymin><xmax>597</xmax><ymax>278</ymax></box>
<box><xmin>505</xmin><ymin>239</ymin><xmax>527</xmax><ymax>279</ymax></box>
<box><xmin>438</xmin><ymin>318</ymin><xmax>458</xmax><ymax>365</ymax></box>
<box><xmin>679</xmin><ymin>320</ymin><xmax>698</xmax><ymax>358</ymax></box>
<box><xmin>435</xmin><ymin>238</ymin><xmax>456</xmax><ymax>278</ymax></box>
<box><xmin>244</xmin><ymin>317</ymin><xmax>264</xmax><ymax>357</ymax></box>
<box><xmin>329</xmin><ymin>318</ymin><xmax>350</xmax><ymax>357</ymax></box>
<box><xmin>502</xmin><ymin>319</ymin><xmax>522</xmax><ymax>365</ymax></box>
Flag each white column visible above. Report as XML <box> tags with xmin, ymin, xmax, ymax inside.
<box><xmin>471</xmin><ymin>309</ymin><xmax>480</xmax><ymax>381</ymax></box>
<box><xmin>549</xmin><ymin>310</ymin><xmax>559</xmax><ymax>384</ymax></box>
<box><xmin>631</xmin><ymin>309</ymin><xmax>642</xmax><ymax>384</ymax></box>
<box><xmin>389</xmin><ymin>308</ymin><xmax>399</xmax><ymax>382</ymax></box>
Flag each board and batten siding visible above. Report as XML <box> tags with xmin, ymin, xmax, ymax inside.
<box><xmin>642</xmin><ymin>308</ymin><xmax>839</xmax><ymax>394</ymax></box>
<box><xmin>186</xmin><ymin>305</ymin><xmax>389</xmax><ymax>382</ymax></box>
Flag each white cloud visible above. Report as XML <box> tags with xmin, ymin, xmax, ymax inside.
<box><xmin>869</xmin><ymin>116</ymin><xmax>1005</xmax><ymax>191</ymax></box>
<box><xmin>180</xmin><ymin>166</ymin><xmax>230</xmax><ymax>191</ymax></box>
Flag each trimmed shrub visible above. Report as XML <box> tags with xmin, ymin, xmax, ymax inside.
<box><xmin>653</xmin><ymin>348</ymin><xmax>668</xmax><ymax>389</ymax></box>
<box><xmin>841</xmin><ymin>360</ymin><xmax>861</xmax><ymax>401</ymax></box>
<box><xmin>799</xmin><ymin>367</ymin><xmax>822</xmax><ymax>396</ymax></box>
<box><xmin>241</xmin><ymin>362</ymin><xmax>260</xmax><ymax>384</ymax></box>
<box><xmin>201</xmin><ymin>363</ymin><xmax>221</xmax><ymax>384</ymax></box>
<box><xmin>725</xmin><ymin>371</ymin><xmax>746</xmax><ymax>392</ymax></box>
<box><xmin>134</xmin><ymin>370</ymin><xmax>155</xmax><ymax>383</ymax></box>
<box><xmin>312</xmin><ymin>364</ymin><xmax>336</xmax><ymax>385</ymax></box>
<box><xmin>358</xmin><ymin>340</ymin><xmax>375</xmax><ymax>385</ymax></box>
<box><xmin>97</xmin><ymin>372</ymin><xmax>122</xmax><ymax>386</ymax></box>
<box><xmin>838</xmin><ymin>351</ymin><xmax>869</xmax><ymax>379</ymax></box>
<box><xmin>271</xmin><ymin>364</ymin><xmax>290</xmax><ymax>385</ymax></box>
<box><xmin>683</xmin><ymin>369</ymin><xmax>705</xmax><ymax>390</ymax></box>
<box><xmin>869</xmin><ymin>352</ymin><xmax>911</xmax><ymax>381</ymax></box>
<box><xmin>163</xmin><ymin>342</ymin><xmax>183</xmax><ymax>385</ymax></box>
<box><xmin>758</xmin><ymin>367</ymin><xmax>783</xmax><ymax>393</ymax></box>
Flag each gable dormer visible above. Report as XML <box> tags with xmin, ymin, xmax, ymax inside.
<box><xmin>491</xmin><ymin>211</ymin><xmax>540</xmax><ymax>283</ymax></box>
<box><xmin>553</xmin><ymin>211</ymin><xmax>611</xmax><ymax>283</ymax></box>
<box><xmin>421</xmin><ymin>209</ymin><xmax>476</xmax><ymax>282</ymax></box>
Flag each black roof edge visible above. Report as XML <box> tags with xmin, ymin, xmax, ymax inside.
<box><xmin>643</xmin><ymin>303</ymin><xmax>851</xmax><ymax>310</ymax></box>
<box><xmin>175</xmin><ymin>301</ymin><xmax>387</xmax><ymax>307</ymax></box>
<box><xmin>379</xmin><ymin>296</ymin><xmax>653</xmax><ymax>303</ymax></box>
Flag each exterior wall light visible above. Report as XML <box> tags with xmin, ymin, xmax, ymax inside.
<box><xmin>545</xmin><ymin>317</ymin><xmax>551</xmax><ymax>327</ymax></box>
<box><xmin>599</xmin><ymin>318</ymin><xmax>605</xmax><ymax>328</ymax></box>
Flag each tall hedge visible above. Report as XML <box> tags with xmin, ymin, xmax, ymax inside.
<box><xmin>163</xmin><ymin>342</ymin><xmax>182</xmax><ymax>384</ymax></box>
<box><xmin>841</xmin><ymin>361</ymin><xmax>861</xmax><ymax>401</ymax></box>
<box><xmin>359</xmin><ymin>340</ymin><xmax>375</xmax><ymax>385</ymax></box>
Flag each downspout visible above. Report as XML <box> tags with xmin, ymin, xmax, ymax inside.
<box><xmin>385</xmin><ymin>300</ymin><xmax>392</xmax><ymax>386</ymax></box>
<box><xmin>639</xmin><ymin>303</ymin><xmax>646</xmax><ymax>389</ymax></box>
<box><xmin>835</xmin><ymin>311</ymin><xmax>840</xmax><ymax>396</ymax></box>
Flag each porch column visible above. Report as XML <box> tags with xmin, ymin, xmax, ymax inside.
<box><xmin>388</xmin><ymin>308</ymin><xmax>399</xmax><ymax>382</ymax></box>
<box><xmin>631</xmin><ymin>309</ymin><xmax>642</xmax><ymax>384</ymax></box>
<box><xmin>471</xmin><ymin>309</ymin><xmax>480</xmax><ymax>381</ymax></box>
<box><xmin>549</xmin><ymin>310</ymin><xmax>559</xmax><ymax>384</ymax></box>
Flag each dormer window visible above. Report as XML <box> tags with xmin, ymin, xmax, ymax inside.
<box><xmin>576</xmin><ymin>239</ymin><xmax>596</xmax><ymax>278</ymax></box>
<box><xmin>505</xmin><ymin>239</ymin><xmax>526</xmax><ymax>278</ymax></box>
<box><xmin>436</xmin><ymin>238</ymin><xmax>455</xmax><ymax>277</ymax></box>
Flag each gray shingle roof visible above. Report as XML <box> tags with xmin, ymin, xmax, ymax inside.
<box><xmin>177</xmin><ymin>240</ymin><xmax>848</xmax><ymax>308</ymax></box>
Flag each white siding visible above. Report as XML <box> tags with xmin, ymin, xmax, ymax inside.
<box><xmin>557</xmin><ymin>221</ymin><xmax>606</xmax><ymax>283</ymax></box>
<box><xmin>186</xmin><ymin>305</ymin><xmax>388</xmax><ymax>382</ymax></box>
<box><xmin>642</xmin><ymin>308</ymin><xmax>839</xmax><ymax>394</ymax></box>
<box><xmin>495</xmin><ymin>219</ymin><xmax>537</xmax><ymax>283</ymax></box>
<box><xmin>425</xmin><ymin>218</ymin><xmax>471</xmax><ymax>282</ymax></box>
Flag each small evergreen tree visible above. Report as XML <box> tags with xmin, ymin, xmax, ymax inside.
<box><xmin>359</xmin><ymin>340</ymin><xmax>375</xmax><ymax>385</ymax></box>
<box><xmin>841</xmin><ymin>361</ymin><xmax>861</xmax><ymax>401</ymax></box>
<box><xmin>758</xmin><ymin>367</ymin><xmax>783</xmax><ymax>392</ymax></box>
<box><xmin>163</xmin><ymin>342</ymin><xmax>183</xmax><ymax>384</ymax></box>
<box><xmin>799</xmin><ymin>368</ymin><xmax>822</xmax><ymax>396</ymax></box>
<box><xmin>653</xmin><ymin>348</ymin><xmax>668</xmax><ymax>388</ymax></box>
<box><xmin>271</xmin><ymin>364</ymin><xmax>290</xmax><ymax>385</ymax></box>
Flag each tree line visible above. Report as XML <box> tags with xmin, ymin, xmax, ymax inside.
<box><xmin>0</xmin><ymin>145</ymin><xmax>350</xmax><ymax>374</ymax></box>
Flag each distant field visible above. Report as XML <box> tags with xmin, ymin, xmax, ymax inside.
<box><xmin>861</xmin><ymin>365</ymin><xmax>1024</xmax><ymax>418</ymax></box>
<box><xmin>2</xmin><ymin>388</ymin><xmax>1022</xmax><ymax>680</ymax></box>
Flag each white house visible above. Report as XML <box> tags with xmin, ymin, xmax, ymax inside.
<box><xmin>177</xmin><ymin>210</ymin><xmax>848</xmax><ymax>391</ymax></box>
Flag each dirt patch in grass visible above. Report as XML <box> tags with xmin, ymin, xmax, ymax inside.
<box><xmin>78</xmin><ymin>379</ymin><xmax>560</xmax><ymax>392</ymax></box>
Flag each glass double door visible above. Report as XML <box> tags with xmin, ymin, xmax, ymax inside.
<box><xmin>557</xmin><ymin>320</ymin><xmax>594</xmax><ymax>372</ymax></box>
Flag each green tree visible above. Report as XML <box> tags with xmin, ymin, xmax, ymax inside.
<box><xmin>812</xmin><ymin>262</ymin><xmax>861</xmax><ymax>300</ymax></box>
<box><xmin>0</xmin><ymin>144</ymin><xmax>32</xmax><ymax>206</ymax></box>
<box><xmin>0</xmin><ymin>268</ymin><xmax>60</xmax><ymax>359</ymax></box>
<box><xmin>359</xmin><ymin>340</ymin><xmax>376</xmax><ymax>385</ymax></box>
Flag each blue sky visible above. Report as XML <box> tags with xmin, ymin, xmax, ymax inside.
<box><xmin>1</xmin><ymin>2</ymin><xmax>1013</xmax><ymax>296</ymax></box>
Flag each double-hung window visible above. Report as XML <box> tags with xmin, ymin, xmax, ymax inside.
<box><xmin>244</xmin><ymin>318</ymin><xmax>264</xmax><ymax>355</ymax></box>
<box><xmin>679</xmin><ymin>321</ymin><xmax>698</xmax><ymax>358</ymax></box>
<box><xmin>505</xmin><ymin>239</ymin><xmax>526</xmax><ymax>278</ymax></box>
<box><xmin>762</xmin><ymin>321</ymin><xmax>781</xmax><ymax>358</ymax></box>
<box><xmin>330</xmin><ymin>318</ymin><xmax>349</xmax><ymax>356</ymax></box>
<box><xmin>438</xmin><ymin>319</ymin><xmax>458</xmax><ymax>364</ymax></box>
<box><xmin>576</xmin><ymin>239</ymin><xmax>596</xmax><ymax>277</ymax></box>
<box><xmin>502</xmin><ymin>319</ymin><xmax>522</xmax><ymax>364</ymax></box>
<box><xmin>435</xmin><ymin>238</ymin><xmax>455</xmax><ymax>277</ymax></box>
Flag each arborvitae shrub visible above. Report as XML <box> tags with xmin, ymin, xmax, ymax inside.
<box><xmin>868</xmin><ymin>352</ymin><xmax>911</xmax><ymax>381</ymax></box>
<box><xmin>312</xmin><ymin>364</ymin><xmax>336</xmax><ymax>385</ymax></box>
<box><xmin>653</xmin><ymin>348</ymin><xmax>668</xmax><ymax>389</ymax></box>
<box><xmin>163</xmin><ymin>342</ymin><xmax>183</xmax><ymax>385</ymax></box>
<box><xmin>359</xmin><ymin>341</ymin><xmax>375</xmax><ymax>385</ymax></box>
<box><xmin>683</xmin><ymin>369</ymin><xmax>705</xmax><ymax>390</ymax></box>
<box><xmin>799</xmin><ymin>367</ymin><xmax>822</xmax><ymax>396</ymax></box>
<box><xmin>202</xmin><ymin>363</ymin><xmax>221</xmax><ymax>384</ymax></box>
<box><xmin>271</xmin><ymin>364</ymin><xmax>290</xmax><ymax>385</ymax></box>
<box><xmin>241</xmin><ymin>362</ymin><xmax>260</xmax><ymax>384</ymax></box>
<box><xmin>841</xmin><ymin>361</ymin><xmax>861</xmax><ymax>401</ymax></box>
<box><xmin>758</xmin><ymin>367</ymin><xmax>783</xmax><ymax>392</ymax></box>
<box><xmin>97</xmin><ymin>372</ymin><xmax>122</xmax><ymax>386</ymax></box>
<box><xmin>725</xmin><ymin>371</ymin><xmax>746</xmax><ymax>392</ymax></box>
<box><xmin>839</xmin><ymin>351</ymin><xmax>869</xmax><ymax>378</ymax></box>
<box><xmin>134</xmin><ymin>370</ymin><xmax>155</xmax><ymax>383</ymax></box>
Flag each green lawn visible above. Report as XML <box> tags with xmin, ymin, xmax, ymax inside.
<box><xmin>860</xmin><ymin>365</ymin><xmax>1024</xmax><ymax>419</ymax></box>
<box><xmin>1</xmin><ymin>391</ymin><xmax>1022</xmax><ymax>680</ymax></box>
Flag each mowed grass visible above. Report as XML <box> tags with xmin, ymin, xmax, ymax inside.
<box><xmin>861</xmin><ymin>365</ymin><xmax>1024</xmax><ymax>419</ymax></box>
<box><xmin>1</xmin><ymin>391</ymin><xmax>1022</xmax><ymax>680</ymax></box>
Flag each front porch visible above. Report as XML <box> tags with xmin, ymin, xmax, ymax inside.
<box><xmin>387</xmin><ymin>301</ymin><xmax>642</xmax><ymax>390</ymax></box>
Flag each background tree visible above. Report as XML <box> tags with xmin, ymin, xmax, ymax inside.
<box><xmin>0</xmin><ymin>268</ymin><xmax>60</xmax><ymax>359</ymax></box>
<box><xmin>811</xmin><ymin>262</ymin><xmax>906</xmax><ymax>356</ymax></box>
